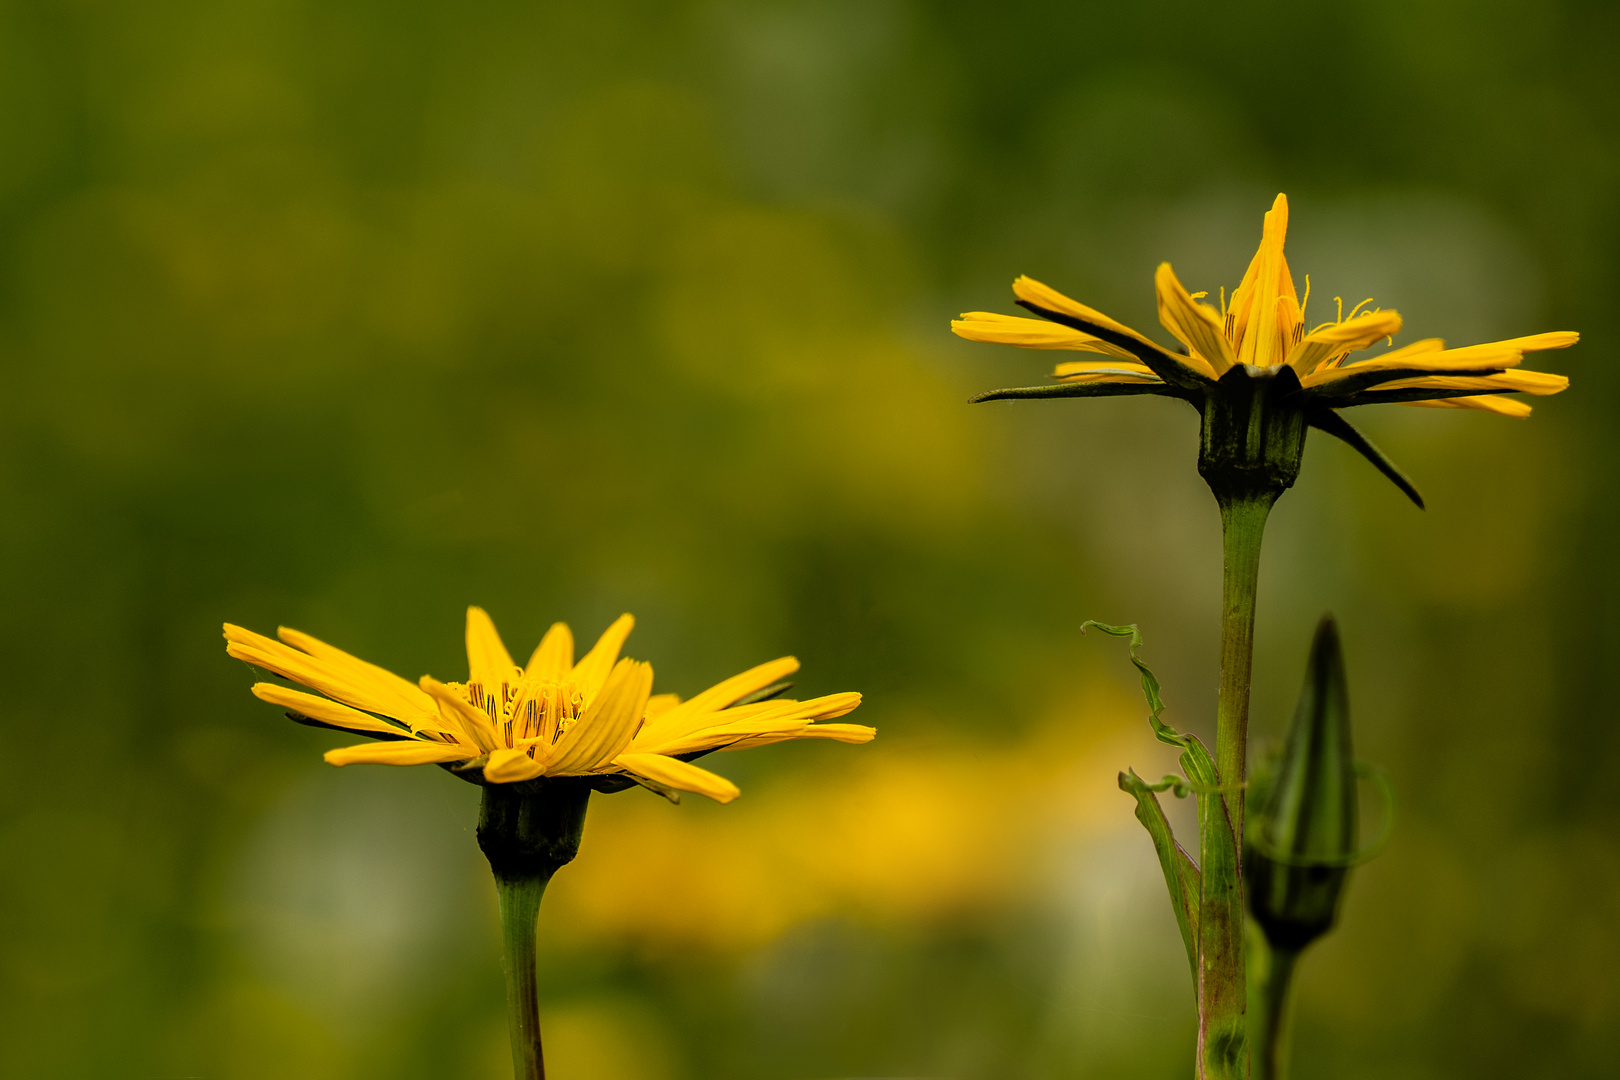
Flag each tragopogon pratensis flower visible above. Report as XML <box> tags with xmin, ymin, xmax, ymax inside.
<box><xmin>225</xmin><ymin>609</ymin><xmax>872</xmax><ymax>803</ymax></box>
<box><xmin>954</xmin><ymin>194</ymin><xmax>1576</xmax><ymax>507</ymax></box>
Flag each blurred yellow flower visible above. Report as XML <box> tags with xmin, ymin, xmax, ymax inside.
<box><xmin>544</xmin><ymin>686</ymin><xmax>1151</xmax><ymax>952</ymax></box>
<box><xmin>224</xmin><ymin>609</ymin><xmax>872</xmax><ymax>803</ymax></box>
<box><xmin>954</xmin><ymin>193</ymin><xmax>1576</xmax><ymax>418</ymax></box>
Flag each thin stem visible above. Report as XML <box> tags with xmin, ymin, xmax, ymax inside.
<box><xmin>497</xmin><ymin>872</ymin><xmax>554</xmax><ymax>1080</ymax></box>
<box><xmin>1252</xmin><ymin>943</ymin><xmax>1300</xmax><ymax>1080</ymax></box>
<box><xmin>1216</xmin><ymin>492</ymin><xmax>1273</xmax><ymax>841</ymax></box>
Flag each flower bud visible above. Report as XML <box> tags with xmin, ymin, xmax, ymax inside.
<box><xmin>1245</xmin><ymin>615</ymin><xmax>1357</xmax><ymax>951</ymax></box>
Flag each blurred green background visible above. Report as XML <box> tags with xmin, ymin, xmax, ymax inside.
<box><xmin>1</xmin><ymin>1</ymin><xmax>1615</xmax><ymax>1077</ymax></box>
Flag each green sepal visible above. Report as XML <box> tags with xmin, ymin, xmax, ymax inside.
<box><xmin>1120</xmin><ymin>768</ymin><xmax>1202</xmax><ymax>979</ymax></box>
<box><xmin>1303</xmin><ymin>365</ymin><xmax>1502</xmax><ymax>399</ymax></box>
<box><xmin>1338</xmin><ymin>386</ymin><xmax>1517</xmax><ymax>405</ymax></box>
<box><xmin>733</xmin><ymin>681</ymin><xmax>794</xmax><ymax>706</ymax></box>
<box><xmin>970</xmin><ymin>381</ymin><xmax>1178</xmax><ymax>403</ymax></box>
<box><xmin>282</xmin><ymin>708</ymin><xmax>415</xmax><ymax>742</ymax></box>
<box><xmin>1308</xmin><ymin>408</ymin><xmax>1425</xmax><ymax>509</ymax></box>
<box><xmin>1015</xmin><ymin>300</ymin><xmax>1213</xmax><ymax>390</ymax></box>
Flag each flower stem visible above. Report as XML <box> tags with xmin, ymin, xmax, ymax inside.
<box><xmin>1197</xmin><ymin>491</ymin><xmax>1274</xmax><ymax>1079</ymax></box>
<box><xmin>1251</xmin><ymin>942</ymin><xmax>1300</xmax><ymax>1080</ymax></box>
<box><xmin>496</xmin><ymin>872</ymin><xmax>553</xmax><ymax>1080</ymax></box>
<box><xmin>1217</xmin><ymin>492</ymin><xmax>1273</xmax><ymax>842</ymax></box>
<box><xmin>477</xmin><ymin>779</ymin><xmax>593</xmax><ymax>1080</ymax></box>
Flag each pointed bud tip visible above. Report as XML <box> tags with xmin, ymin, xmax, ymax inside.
<box><xmin>1312</xmin><ymin>614</ymin><xmax>1340</xmax><ymax>651</ymax></box>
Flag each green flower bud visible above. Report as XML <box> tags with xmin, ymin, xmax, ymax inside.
<box><xmin>1245</xmin><ymin>616</ymin><xmax>1357</xmax><ymax>951</ymax></box>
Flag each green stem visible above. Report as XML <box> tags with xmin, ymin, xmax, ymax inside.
<box><xmin>1196</xmin><ymin>492</ymin><xmax>1274</xmax><ymax>1080</ymax></box>
<box><xmin>496</xmin><ymin>873</ymin><xmax>553</xmax><ymax>1080</ymax></box>
<box><xmin>1217</xmin><ymin>492</ymin><xmax>1273</xmax><ymax>843</ymax></box>
<box><xmin>1251</xmin><ymin>943</ymin><xmax>1300</xmax><ymax>1080</ymax></box>
<box><xmin>477</xmin><ymin>779</ymin><xmax>593</xmax><ymax>1080</ymax></box>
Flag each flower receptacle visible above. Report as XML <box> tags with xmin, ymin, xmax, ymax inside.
<box><xmin>1198</xmin><ymin>365</ymin><xmax>1309</xmax><ymax>506</ymax></box>
<box><xmin>477</xmin><ymin>777</ymin><xmax>593</xmax><ymax>884</ymax></box>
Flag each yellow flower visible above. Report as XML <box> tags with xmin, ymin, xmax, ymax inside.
<box><xmin>953</xmin><ymin>194</ymin><xmax>1577</xmax><ymax>505</ymax></box>
<box><xmin>224</xmin><ymin>609</ymin><xmax>872</xmax><ymax>803</ymax></box>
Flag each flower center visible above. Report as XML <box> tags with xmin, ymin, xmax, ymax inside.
<box><xmin>458</xmin><ymin>675</ymin><xmax>586</xmax><ymax>750</ymax></box>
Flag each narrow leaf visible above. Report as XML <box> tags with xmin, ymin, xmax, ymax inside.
<box><xmin>1085</xmin><ymin>621</ymin><xmax>1245</xmax><ymax>1064</ymax></box>
<box><xmin>1338</xmin><ymin>387</ymin><xmax>1515</xmax><ymax>406</ymax></box>
<box><xmin>1120</xmin><ymin>768</ymin><xmax>1202</xmax><ymax>979</ymax></box>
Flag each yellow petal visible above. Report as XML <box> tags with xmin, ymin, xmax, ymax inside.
<box><xmin>637</xmin><ymin>691</ymin><xmax>861</xmax><ymax>750</ymax></box>
<box><xmin>571</xmin><ymin>614</ymin><xmax>635</xmax><ymax>697</ymax></box>
<box><xmin>1155</xmin><ymin>263</ymin><xmax>1236</xmax><ymax>373</ymax></box>
<box><xmin>1012</xmin><ymin>277</ymin><xmax>1148</xmax><ymax>343</ymax></box>
<box><xmin>1277</xmin><ymin>291</ymin><xmax>1303</xmax><ymax>364</ymax></box>
<box><xmin>645</xmin><ymin>692</ymin><xmax>682</xmax><ymax>718</ymax></box>
<box><xmin>1493</xmin><ymin>331</ymin><xmax>1579</xmax><ymax>352</ymax></box>
<box><xmin>466</xmin><ymin>607</ymin><xmax>518</xmax><ymax>686</ymax></box>
<box><xmin>951</xmin><ymin>312</ymin><xmax>1140</xmax><ymax>360</ymax></box>
<box><xmin>716</xmin><ymin>722</ymin><xmax>878</xmax><ymax>751</ymax></box>
<box><xmin>420</xmin><ymin>676</ymin><xmax>501</xmax><ymax>753</ymax></box>
<box><xmin>274</xmin><ymin>626</ymin><xmax>436</xmax><ymax>716</ymax></box>
<box><xmin>483</xmin><ymin>747</ymin><xmax>547</xmax><ymax>784</ymax></box>
<box><xmin>225</xmin><ymin>633</ymin><xmax>437</xmax><ymax>731</ymax></box>
<box><xmin>783</xmin><ymin>722</ymin><xmax>875</xmax><ymax>743</ymax></box>
<box><xmin>633</xmin><ymin>656</ymin><xmax>801</xmax><ymax>745</ymax></box>
<box><xmin>681</xmin><ymin>656</ymin><xmax>800</xmax><ymax>715</ymax></box>
<box><xmin>1285</xmin><ymin>310</ymin><xmax>1405</xmax><ymax>374</ymax></box>
<box><xmin>1012</xmin><ymin>275</ymin><xmax>1217</xmax><ymax>380</ymax></box>
<box><xmin>549</xmin><ymin>658</ymin><xmax>654</xmax><ymax>773</ymax></box>
<box><xmin>612</xmin><ymin>752</ymin><xmax>741</xmax><ymax>804</ymax></box>
<box><xmin>1302</xmin><ymin>339</ymin><xmax>1522</xmax><ymax>388</ymax></box>
<box><xmin>634</xmin><ymin>699</ymin><xmax>778</xmax><ymax>743</ymax></box>
<box><xmin>525</xmin><ymin>622</ymin><xmax>574</xmax><ymax>680</ymax></box>
<box><xmin>651</xmin><ymin>713</ymin><xmax>876</xmax><ymax>757</ymax></box>
<box><xmin>790</xmin><ymin>691</ymin><xmax>863</xmax><ymax>721</ymax></box>
<box><xmin>1402</xmin><ymin>396</ymin><xmax>1532</xmax><ymax>417</ymax></box>
<box><xmin>1370</xmin><ymin>370</ymin><xmax>1569</xmax><ymax>396</ymax></box>
<box><xmin>1230</xmin><ymin>194</ymin><xmax>1292</xmax><ymax>367</ymax></box>
<box><xmin>1052</xmin><ymin>359</ymin><xmax>1160</xmax><ymax>382</ymax></box>
<box><xmin>324</xmin><ymin>741</ymin><xmax>475</xmax><ymax>767</ymax></box>
<box><xmin>646</xmin><ymin>718</ymin><xmax>820</xmax><ymax>757</ymax></box>
<box><xmin>251</xmin><ymin>683</ymin><xmax>417</xmax><ymax>738</ymax></box>
<box><xmin>1384</xmin><ymin>341</ymin><xmax>1523</xmax><ymax>371</ymax></box>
